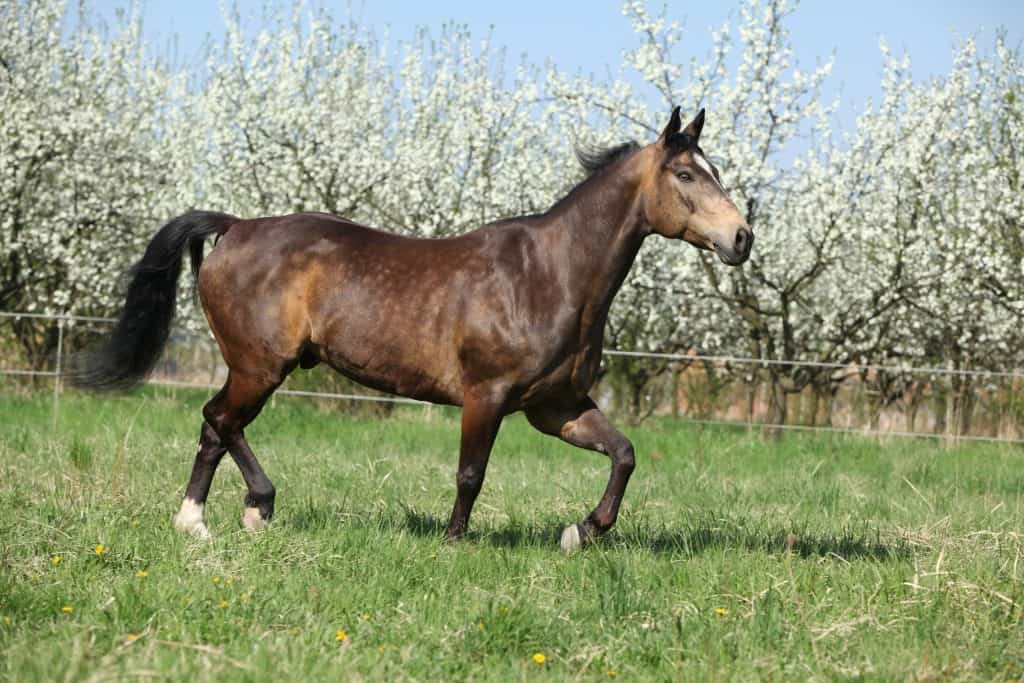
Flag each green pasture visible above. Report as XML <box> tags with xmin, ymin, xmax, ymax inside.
<box><xmin>0</xmin><ymin>387</ymin><xmax>1022</xmax><ymax>681</ymax></box>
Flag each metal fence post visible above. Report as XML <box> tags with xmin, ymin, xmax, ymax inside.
<box><xmin>52</xmin><ymin>316</ymin><xmax>64</xmax><ymax>431</ymax></box>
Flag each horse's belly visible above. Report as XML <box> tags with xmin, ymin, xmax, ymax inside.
<box><xmin>315</xmin><ymin>336</ymin><xmax>463</xmax><ymax>406</ymax></box>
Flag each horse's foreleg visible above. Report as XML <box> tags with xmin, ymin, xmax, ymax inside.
<box><xmin>174</xmin><ymin>421</ymin><xmax>228</xmax><ymax>539</ymax></box>
<box><xmin>525</xmin><ymin>397</ymin><xmax>635</xmax><ymax>553</ymax></box>
<box><xmin>445</xmin><ymin>391</ymin><xmax>506</xmax><ymax>541</ymax></box>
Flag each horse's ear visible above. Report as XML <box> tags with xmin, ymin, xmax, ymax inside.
<box><xmin>658</xmin><ymin>106</ymin><xmax>682</xmax><ymax>145</ymax></box>
<box><xmin>682</xmin><ymin>108</ymin><xmax>705</xmax><ymax>142</ymax></box>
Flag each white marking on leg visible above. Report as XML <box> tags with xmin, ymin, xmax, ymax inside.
<box><xmin>174</xmin><ymin>498</ymin><xmax>211</xmax><ymax>540</ymax></box>
<box><xmin>243</xmin><ymin>506</ymin><xmax>268</xmax><ymax>533</ymax></box>
<box><xmin>561</xmin><ymin>524</ymin><xmax>582</xmax><ymax>554</ymax></box>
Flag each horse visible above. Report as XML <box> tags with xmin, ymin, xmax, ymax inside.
<box><xmin>76</xmin><ymin>107</ymin><xmax>752</xmax><ymax>552</ymax></box>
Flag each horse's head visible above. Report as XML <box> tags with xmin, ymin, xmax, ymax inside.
<box><xmin>639</xmin><ymin>107</ymin><xmax>752</xmax><ymax>265</ymax></box>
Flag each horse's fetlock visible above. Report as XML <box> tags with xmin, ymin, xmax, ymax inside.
<box><xmin>246</xmin><ymin>485</ymin><xmax>276</xmax><ymax>510</ymax></box>
<box><xmin>589</xmin><ymin>512</ymin><xmax>616</xmax><ymax>534</ymax></box>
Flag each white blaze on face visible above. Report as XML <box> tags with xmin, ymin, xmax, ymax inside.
<box><xmin>693</xmin><ymin>152</ymin><xmax>724</xmax><ymax>191</ymax></box>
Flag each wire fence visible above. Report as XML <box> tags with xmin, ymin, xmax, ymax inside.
<box><xmin>2</xmin><ymin>310</ymin><xmax>1023</xmax><ymax>445</ymax></box>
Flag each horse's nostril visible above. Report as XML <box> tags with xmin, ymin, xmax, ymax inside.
<box><xmin>735</xmin><ymin>228</ymin><xmax>751</xmax><ymax>252</ymax></box>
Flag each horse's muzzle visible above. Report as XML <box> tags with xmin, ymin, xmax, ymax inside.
<box><xmin>715</xmin><ymin>227</ymin><xmax>753</xmax><ymax>266</ymax></box>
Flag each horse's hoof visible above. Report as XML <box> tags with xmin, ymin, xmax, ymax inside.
<box><xmin>560</xmin><ymin>523</ymin><xmax>583</xmax><ymax>554</ymax></box>
<box><xmin>174</xmin><ymin>499</ymin><xmax>212</xmax><ymax>540</ymax></box>
<box><xmin>174</xmin><ymin>519</ymin><xmax>212</xmax><ymax>540</ymax></box>
<box><xmin>243</xmin><ymin>507</ymin><xmax>269</xmax><ymax>533</ymax></box>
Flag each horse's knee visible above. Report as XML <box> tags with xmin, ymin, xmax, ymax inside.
<box><xmin>612</xmin><ymin>441</ymin><xmax>635</xmax><ymax>477</ymax></box>
<box><xmin>456</xmin><ymin>466</ymin><xmax>484</xmax><ymax>497</ymax></box>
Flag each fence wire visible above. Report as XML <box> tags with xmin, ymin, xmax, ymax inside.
<box><xmin>2</xmin><ymin>310</ymin><xmax>1022</xmax><ymax>445</ymax></box>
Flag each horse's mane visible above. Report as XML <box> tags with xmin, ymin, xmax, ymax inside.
<box><xmin>575</xmin><ymin>141</ymin><xmax>641</xmax><ymax>176</ymax></box>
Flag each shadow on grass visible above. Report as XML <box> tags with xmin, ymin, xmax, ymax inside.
<box><xmin>285</xmin><ymin>499</ymin><xmax>909</xmax><ymax>561</ymax></box>
<box><xmin>390</xmin><ymin>508</ymin><xmax>911</xmax><ymax>561</ymax></box>
<box><xmin>392</xmin><ymin>509</ymin><xmax>564</xmax><ymax>548</ymax></box>
<box><xmin>622</xmin><ymin>523</ymin><xmax>911</xmax><ymax>560</ymax></box>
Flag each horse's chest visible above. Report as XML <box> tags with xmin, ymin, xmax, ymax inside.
<box><xmin>569</xmin><ymin>345</ymin><xmax>603</xmax><ymax>394</ymax></box>
<box><xmin>521</xmin><ymin>344</ymin><xmax>602</xmax><ymax>405</ymax></box>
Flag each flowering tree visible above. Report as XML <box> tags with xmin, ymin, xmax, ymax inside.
<box><xmin>196</xmin><ymin>6</ymin><xmax>579</xmax><ymax>236</ymax></box>
<box><xmin>549</xmin><ymin>0</ymin><xmax>848</xmax><ymax>424</ymax></box>
<box><xmin>552</xmin><ymin>0</ymin><xmax>1023</xmax><ymax>428</ymax></box>
<box><xmin>861</xmin><ymin>36</ymin><xmax>1024</xmax><ymax>433</ymax></box>
<box><xmin>0</xmin><ymin>0</ymin><xmax>182</xmax><ymax>362</ymax></box>
<box><xmin>2</xmin><ymin>0</ymin><xmax>1020</xmax><ymax>435</ymax></box>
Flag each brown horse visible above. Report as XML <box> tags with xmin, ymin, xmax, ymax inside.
<box><xmin>78</xmin><ymin>107</ymin><xmax>752</xmax><ymax>551</ymax></box>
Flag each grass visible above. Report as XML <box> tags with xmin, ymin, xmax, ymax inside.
<box><xmin>0</xmin><ymin>386</ymin><xmax>1022</xmax><ymax>681</ymax></box>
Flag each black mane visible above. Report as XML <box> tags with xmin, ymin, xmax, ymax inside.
<box><xmin>575</xmin><ymin>141</ymin><xmax>640</xmax><ymax>175</ymax></box>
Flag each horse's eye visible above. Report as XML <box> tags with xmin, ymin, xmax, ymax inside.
<box><xmin>677</xmin><ymin>171</ymin><xmax>693</xmax><ymax>183</ymax></box>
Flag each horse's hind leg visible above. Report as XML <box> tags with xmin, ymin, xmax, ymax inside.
<box><xmin>201</xmin><ymin>370</ymin><xmax>283</xmax><ymax>533</ymax></box>
<box><xmin>525</xmin><ymin>396</ymin><xmax>635</xmax><ymax>553</ymax></box>
<box><xmin>174</xmin><ymin>421</ymin><xmax>228</xmax><ymax>539</ymax></box>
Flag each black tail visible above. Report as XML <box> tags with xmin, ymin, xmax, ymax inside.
<box><xmin>72</xmin><ymin>210</ymin><xmax>239</xmax><ymax>390</ymax></box>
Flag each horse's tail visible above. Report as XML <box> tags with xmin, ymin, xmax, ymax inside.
<box><xmin>72</xmin><ymin>210</ymin><xmax>239</xmax><ymax>390</ymax></box>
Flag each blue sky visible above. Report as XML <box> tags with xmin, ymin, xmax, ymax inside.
<box><xmin>87</xmin><ymin>1</ymin><xmax>1022</xmax><ymax>131</ymax></box>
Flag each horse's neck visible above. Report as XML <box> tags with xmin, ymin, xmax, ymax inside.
<box><xmin>544</xmin><ymin>165</ymin><xmax>648</xmax><ymax>332</ymax></box>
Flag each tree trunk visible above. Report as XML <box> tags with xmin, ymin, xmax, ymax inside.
<box><xmin>763</xmin><ymin>373</ymin><xmax>788</xmax><ymax>440</ymax></box>
<box><xmin>671</xmin><ymin>368</ymin><xmax>680</xmax><ymax>418</ymax></box>
<box><xmin>868</xmin><ymin>391</ymin><xmax>882</xmax><ymax>432</ymax></box>
<box><xmin>823</xmin><ymin>384</ymin><xmax>836</xmax><ymax>427</ymax></box>
<box><xmin>806</xmin><ymin>386</ymin><xmax>821</xmax><ymax>427</ymax></box>
<box><xmin>932</xmin><ymin>383</ymin><xmax>948</xmax><ymax>436</ymax></box>
<box><xmin>906</xmin><ymin>383</ymin><xmax>923</xmax><ymax>433</ymax></box>
<box><xmin>955</xmin><ymin>377</ymin><xmax>975</xmax><ymax>438</ymax></box>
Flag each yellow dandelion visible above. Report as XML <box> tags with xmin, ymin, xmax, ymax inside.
<box><xmin>336</xmin><ymin>630</ymin><xmax>348</xmax><ymax>643</ymax></box>
<box><xmin>240</xmin><ymin>593</ymin><xmax>249</xmax><ymax>601</ymax></box>
<box><xmin>217</xmin><ymin>599</ymin><xmax>229</xmax><ymax>609</ymax></box>
<box><xmin>607</xmin><ymin>672</ymin><xmax>617</xmax><ymax>678</ymax></box>
<box><xmin>62</xmin><ymin>606</ymin><xmax>73</xmax><ymax>614</ymax></box>
<box><xmin>714</xmin><ymin>608</ymin><xmax>729</xmax><ymax>616</ymax></box>
<box><xmin>94</xmin><ymin>544</ymin><xmax>105</xmax><ymax>555</ymax></box>
<box><xmin>126</xmin><ymin>633</ymin><xmax>138</xmax><ymax>642</ymax></box>
<box><xmin>212</xmin><ymin>576</ymin><xmax>221</xmax><ymax>584</ymax></box>
<box><xmin>477</xmin><ymin>622</ymin><xmax>484</xmax><ymax>631</ymax></box>
<box><xmin>52</xmin><ymin>555</ymin><xmax>61</xmax><ymax>565</ymax></box>
<box><xmin>135</xmin><ymin>569</ymin><xmax>148</xmax><ymax>578</ymax></box>
<box><xmin>361</xmin><ymin>613</ymin><xmax>370</xmax><ymax>621</ymax></box>
<box><xmin>379</xmin><ymin>645</ymin><xmax>386</xmax><ymax>653</ymax></box>
<box><xmin>131</xmin><ymin>519</ymin><xmax>140</xmax><ymax>526</ymax></box>
<box><xmin>532</xmin><ymin>653</ymin><xmax>546</xmax><ymax>665</ymax></box>
<box><xmin>3</xmin><ymin>616</ymin><xmax>12</xmax><ymax>625</ymax></box>
<box><xmin>226</xmin><ymin>578</ymin><xmax>234</xmax><ymax>586</ymax></box>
